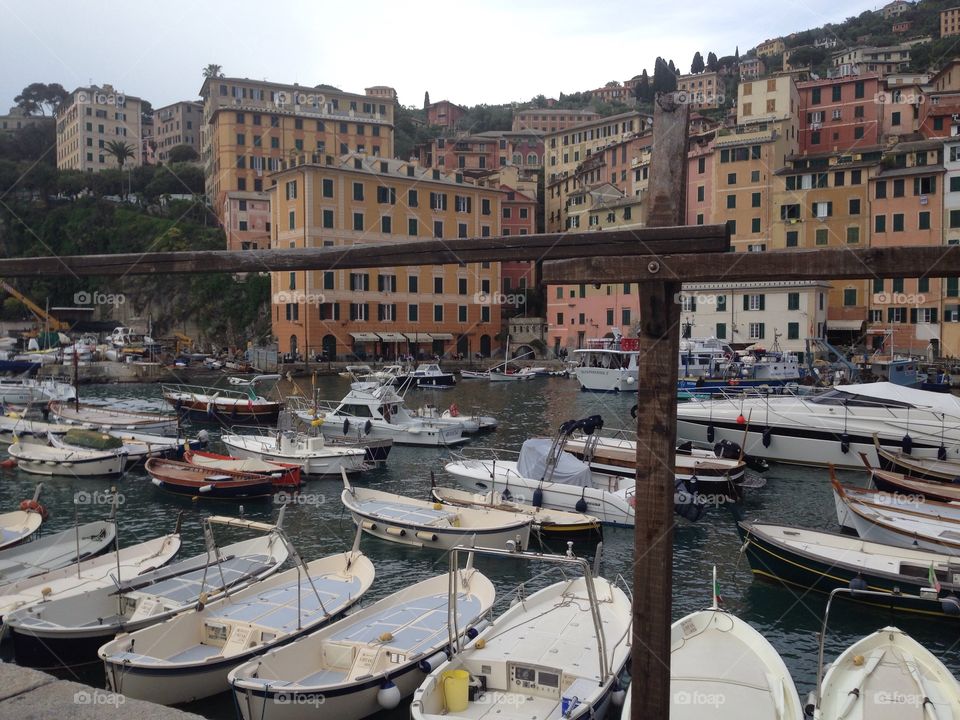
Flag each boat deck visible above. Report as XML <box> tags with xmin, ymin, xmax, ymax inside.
<box><xmin>355</xmin><ymin>499</ymin><xmax>457</xmax><ymax>527</ymax></box>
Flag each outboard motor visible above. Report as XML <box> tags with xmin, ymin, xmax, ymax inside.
<box><xmin>674</xmin><ymin>478</ymin><xmax>705</xmax><ymax>522</ymax></box>
<box><xmin>713</xmin><ymin>439</ymin><xmax>770</xmax><ymax>473</ymax></box>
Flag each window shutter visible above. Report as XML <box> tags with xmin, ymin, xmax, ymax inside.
<box><xmin>349</xmin><ymin>274</ymin><xmax>355</xmax><ymax>291</ymax></box>
<box><xmin>910</xmin><ymin>308</ymin><xmax>918</xmax><ymax>324</ymax></box>
<box><xmin>743</xmin><ymin>295</ymin><xmax>749</xmax><ymax>311</ymax></box>
<box><xmin>759</xmin><ymin>295</ymin><xmax>766</xmax><ymax>311</ymax></box>
<box><xmin>377</xmin><ymin>275</ymin><xmax>384</xmax><ymax>292</ymax></box>
<box><xmin>759</xmin><ymin>324</ymin><xmax>765</xmax><ymax>339</ymax></box>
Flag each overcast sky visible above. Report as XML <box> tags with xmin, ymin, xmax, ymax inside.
<box><xmin>1</xmin><ymin>0</ymin><xmax>879</xmax><ymax>112</ymax></box>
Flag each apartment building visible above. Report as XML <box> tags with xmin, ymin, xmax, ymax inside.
<box><xmin>364</xmin><ymin>86</ymin><xmax>397</xmax><ymax>102</ymax></box>
<box><xmin>55</xmin><ymin>84</ymin><xmax>144</xmax><ymax>172</ymax></box>
<box><xmin>942</xmin><ymin>7</ymin><xmax>960</xmax><ymax>37</ymax></box>
<box><xmin>676</xmin><ymin>71</ymin><xmax>722</xmax><ymax>110</ymax></box>
<box><xmin>589</xmin><ymin>83</ymin><xmax>630</xmax><ymax>104</ymax></box>
<box><xmin>546</xmin><ymin>280</ymin><xmax>639</xmax><ymax>354</ymax></box>
<box><xmin>831</xmin><ymin>42</ymin><xmax>925</xmax><ymax>78</ymax></box>
<box><xmin>199</xmin><ymin>77</ymin><xmax>395</xmax><ymax>218</ymax></box>
<box><xmin>415</xmin><ymin>130</ymin><xmax>544</xmax><ymax>173</ymax></box>
<box><xmin>755</xmin><ymin>38</ymin><xmax>785</xmax><ymax>58</ymax></box>
<box><xmin>512</xmin><ymin>108</ymin><xmax>599</xmax><ymax>133</ymax></box>
<box><xmin>941</xmin><ymin>135</ymin><xmax>960</xmax><ymax>355</ymax></box>
<box><xmin>425</xmin><ymin>100</ymin><xmax>465</xmax><ymax>129</ymax></box>
<box><xmin>153</xmin><ymin>100</ymin><xmax>203</xmax><ymax>163</ymax></box>
<box><xmin>893</xmin><ymin>20</ymin><xmax>913</xmax><ymax>33</ymax></box>
<box><xmin>0</xmin><ymin>107</ymin><xmax>53</xmax><ymax>134</ymax></box>
<box><xmin>269</xmin><ymin>154</ymin><xmax>502</xmax><ymax>360</ymax></box>
<box><xmin>499</xmin><ymin>185</ymin><xmax>538</xmax><ymax>318</ymax></box>
<box><xmin>739</xmin><ymin>58</ymin><xmax>766</xmax><ymax>81</ymax></box>
<box><xmin>796</xmin><ymin>74</ymin><xmax>883</xmax><ymax>153</ymax></box>
<box><xmin>224</xmin><ymin>191</ymin><xmax>271</xmax><ymax>251</ymax></box>
<box><xmin>882</xmin><ymin>0</ymin><xmax>911</xmax><ymax>18</ymax></box>
<box><xmin>687</xmin><ymin>140</ymin><xmax>715</xmax><ymax>226</ymax></box>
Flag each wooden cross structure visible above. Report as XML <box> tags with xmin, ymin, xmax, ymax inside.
<box><xmin>3</xmin><ymin>94</ymin><xmax>960</xmax><ymax>717</ymax></box>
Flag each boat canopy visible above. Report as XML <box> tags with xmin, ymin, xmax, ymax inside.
<box><xmin>812</xmin><ymin>382</ymin><xmax>960</xmax><ymax>415</ymax></box>
<box><xmin>517</xmin><ymin>439</ymin><xmax>591</xmax><ymax>487</ymax></box>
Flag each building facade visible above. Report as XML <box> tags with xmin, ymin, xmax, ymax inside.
<box><xmin>676</xmin><ymin>71</ymin><xmax>722</xmax><ymax>110</ymax></box>
<box><xmin>425</xmin><ymin>100</ymin><xmax>465</xmax><ymax>129</ymax></box>
<box><xmin>512</xmin><ymin>108</ymin><xmax>599</xmax><ymax>133</ymax></box>
<box><xmin>796</xmin><ymin>74</ymin><xmax>883</xmax><ymax>154</ymax></box>
<box><xmin>55</xmin><ymin>84</ymin><xmax>144</xmax><ymax>172</ymax></box>
<box><xmin>224</xmin><ymin>191</ymin><xmax>271</xmax><ymax>251</ymax></box>
<box><xmin>0</xmin><ymin>107</ymin><xmax>54</xmax><ymax>134</ymax></box>
<box><xmin>153</xmin><ymin>101</ymin><xmax>203</xmax><ymax>163</ymax></box>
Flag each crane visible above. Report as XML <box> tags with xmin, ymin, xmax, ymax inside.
<box><xmin>0</xmin><ymin>280</ymin><xmax>70</xmax><ymax>332</ymax></box>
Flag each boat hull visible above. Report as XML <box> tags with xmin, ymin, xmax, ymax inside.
<box><xmin>8</xmin><ymin>449</ymin><xmax>125</xmax><ymax>477</ymax></box>
<box><xmin>318</xmin><ymin>418</ymin><xmax>465</xmax><ymax>447</ymax></box>
<box><xmin>573</xmin><ymin>367</ymin><xmax>636</xmax><ymax>393</ymax></box>
<box><xmin>12</xmin><ymin>626</ymin><xmax>113</xmax><ymax>669</ymax></box>
<box><xmin>168</xmin><ymin>397</ymin><xmax>280</xmax><ymax>423</ymax></box>
<box><xmin>221</xmin><ymin>440</ymin><xmax>366</xmax><ymax>476</ymax></box>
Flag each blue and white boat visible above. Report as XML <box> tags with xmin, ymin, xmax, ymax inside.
<box><xmin>677</xmin><ymin>337</ymin><xmax>801</xmax><ymax>394</ymax></box>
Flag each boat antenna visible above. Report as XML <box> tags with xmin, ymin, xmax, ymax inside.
<box><xmin>74</xmin><ymin>490</ymin><xmax>82</xmax><ymax>580</ymax></box>
<box><xmin>710</xmin><ymin>565</ymin><xmax>719</xmax><ymax>611</ymax></box>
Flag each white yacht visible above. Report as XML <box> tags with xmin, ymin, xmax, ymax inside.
<box><xmin>299</xmin><ymin>382</ymin><xmax>467</xmax><ymax>447</ymax></box>
<box><xmin>394</xmin><ymin>363</ymin><xmax>457</xmax><ymax>389</ymax></box>
<box><xmin>571</xmin><ymin>336</ymin><xmax>639</xmax><ymax>393</ymax></box>
<box><xmin>221</xmin><ymin>430</ymin><xmax>367</xmax><ymax>476</ymax></box>
<box><xmin>677</xmin><ymin>382</ymin><xmax>960</xmax><ymax>469</ymax></box>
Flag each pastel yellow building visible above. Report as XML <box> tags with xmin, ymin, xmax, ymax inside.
<box><xmin>55</xmin><ymin>84</ymin><xmax>144</xmax><ymax>172</ymax></box>
<box><xmin>154</xmin><ymin>101</ymin><xmax>203</xmax><ymax>163</ymax></box>
<box><xmin>269</xmin><ymin>154</ymin><xmax>503</xmax><ymax>360</ymax></box>
<box><xmin>200</xmin><ymin>77</ymin><xmax>395</xmax><ymax>220</ymax></box>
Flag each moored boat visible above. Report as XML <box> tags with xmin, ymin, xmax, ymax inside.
<box><xmin>48</xmin><ymin>400</ymin><xmax>178</xmax><ymax>435</ymax></box>
<box><xmin>0</xmin><ymin>520</ymin><xmax>115</xmax><ymax>586</ymax></box>
<box><xmin>874</xmin><ymin>433</ymin><xmax>960</xmax><ymax>482</ymax></box>
<box><xmin>8</xmin><ymin>436</ymin><xmax>126</xmax><ymax>477</ymax></box>
<box><xmin>867</xmin><ymin>464</ymin><xmax>960</xmax><ymax>503</ymax></box>
<box><xmin>0</xmin><ymin>486</ymin><xmax>47</xmax><ymax>550</ymax></box>
<box><xmin>221</xmin><ymin>430</ymin><xmax>366</xmax><ymax>476</ymax></box>
<box><xmin>183</xmin><ymin>448</ymin><xmax>301</xmax><ymax>489</ymax></box>
<box><xmin>162</xmin><ymin>375</ymin><xmax>282</xmax><ymax>423</ymax></box>
<box><xmin>145</xmin><ymin>457</ymin><xmax>276</xmax><ymax>501</ymax></box>
<box><xmin>571</xmin><ymin>336</ymin><xmax>639</xmax><ymax>393</ymax></box>
<box><xmin>411</xmin><ymin>403</ymin><xmax>498</xmax><ymax>434</ymax></box>
<box><xmin>394</xmin><ymin>363</ymin><xmax>456</xmax><ymax>389</ymax></box>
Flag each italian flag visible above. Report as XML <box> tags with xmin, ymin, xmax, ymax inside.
<box><xmin>930</xmin><ymin>563</ymin><xmax>942</xmax><ymax>592</ymax></box>
<box><xmin>713</xmin><ymin>577</ymin><xmax>724</xmax><ymax>607</ymax></box>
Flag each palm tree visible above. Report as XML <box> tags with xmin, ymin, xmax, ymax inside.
<box><xmin>203</xmin><ymin>64</ymin><xmax>224</xmax><ymax>79</ymax></box>
<box><xmin>104</xmin><ymin>140</ymin><xmax>136</xmax><ymax>198</ymax></box>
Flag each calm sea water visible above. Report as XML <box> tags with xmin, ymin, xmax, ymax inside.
<box><xmin>1</xmin><ymin>373</ymin><xmax>958</xmax><ymax>716</ymax></box>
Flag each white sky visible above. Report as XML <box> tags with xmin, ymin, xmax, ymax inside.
<box><xmin>1</xmin><ymin>0</ymin><xmax>879</xmax><ymax>111</ymax></box>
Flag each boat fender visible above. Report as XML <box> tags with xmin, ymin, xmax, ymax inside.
<box><xmin>610</xmin><ymin>680</ymin><xmax>626</xmax><ymax>707</ymax></box>
<box><xmin>940</xmin><ymin>595</ymin><xmax>960</xmax><ymax>616</ymax></box>
<box><xmin>706</xmin><ymin>424</ymin><xmax>715</xmax><ymax>443</ymax></box>
<box><xmin>939</xmin><ymin>445</ymin><xmax>948</xmax><ymax>461</ymax></box>
<box><xmin>502</xmin><ymin>485</ymin><xmax>512</xmax><ymax>500</ymax></box>
<box><xmin>630</xmin><ymin>405</ymin><xmax>638</xmax><ymax>420</ymax></box>
<box><xmin>840</xmin><ymin>433</ymin><xmax>850</xmax><ymax>454</ymax></box>
<box><xmin>902</xmin><ymin>433</ymin><xmax>913</xmax><ymax>455</ymax></box>
<box><xmin>575</xmin><ymin>489</ymin><xmax>588</xmax><ymax>514</ymax></box>
<box><xmin>385</xmin><ymin>526</ymin><xmax>406</xmax><ymax>537</ymax></box>
<box><xmin>415</xmin><ymin>531</ymin><xmax>438</xmax><ymax>542</ymax></box>
<box><xmin>849</xmin><ymin>575</ymin><xmax>868</xmax><ymax>595</ymax></box>
<box><xmin>361</xmin><ymin>520</ymin><xmax>377</xmax><ymax>531</ymax></box>
<box><xmin>343</xmin><ymin>418</ymin><xmax>350</xmax><ymax>436</ymax></box>
<box><xmin>364</xmin><ymin>419</ymin><xmax>372</xmax><ymax>436</ymax></box>
<box><xmin>449</xmin><ymin>403</ymin><xmax>459</xmax><ymax>417</ymax></box>
<box><xmin>736</xmin><ymin>414</ymin><xmax>746</xmax><ymax>425</ymax></box>
<box><xmin>20</xmin><ymin>499</ymin><xmax>48</xmax><ymax>520</ymax></box>
<box><xmin>196</xmin><ymin>591</ymin><xmax>209</xmax><ymax>611</ymax></box>
<box><xmin>419</xmin><ymin>651</ymin><xmax>449</xmax><ymax>672</ymax></box>
<box><xmin>466</xmin><ymin>619</ymin><xmax>491</xmax><ymax>640</ymax></box>
<box><xmin>532</xmin><ymin>487</ymin><xmax>543</xmax><ymax>508</ymax></box>
<box><xmin>231</xmin><ymin>404</ymin><xmax>238</xmax><ymax>418</ymax></box>
<box><xmin>377</xmin><ymin>680</ymin><xmax>402</xmax><ymax>710</ymax></box>
<box><xmin>0</xmin><ymin>458</ymin><xmax>16</xmax><ymax>469</ymax></box>
<box><xmin>761</xmin><ymin>427</ymin><xmax>772</xmax><ymax>448</ymax></box>
<box><xmin>803</xmin><ymin>691</ymin><xmax>817</xmax><ymax>718</ymax></box>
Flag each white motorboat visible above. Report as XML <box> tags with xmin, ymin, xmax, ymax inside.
<box><xmin>302</xmin><ymin>382</ymin><xmax>467</xmax><ymax>447</ymax></box>
<box><xmin>48</xmin><ymin>400</ymin><xmax>178</xmax><ymax>435</ymax></box>
<box><xmin>394</xmin><ymin>363</ymin><xmax>456</xmax><ymax>388</ymax></box>
<box><xmin>0</xmin><ymin>520</ymin><xmax>115</xmax><ymax>586</ymax></box>
<box><xmin>571</xmin><ymin>335</ymin><xmax>639</xmax><ymax>393</ymax></box>
<box><xmin>230</xmin><ymin>564</ymin><xmax>496</xmax><ymax>720</ymax></box>
<box><xmin>0</xmin><ymin>376</ymin><xmax>76</xmax><ymax>404</ymax></box>
<box><xmin>341</xmin><ymin>476</ymin><xmax>532</xmax><ymax>551</ymax></box>
<box><xmin>100</xmin><ymin>542</ymin><xmax>375</xmax><ymax>705</ymax></box>
<box><xmin>813</xmin><ymin>626</ymin><xmax>960</xmax><ymax>719</ymax></box>
<box><xmin>62</xmin><ymin>334</ymin><xmax>99</xmax><ymax>363</ymax></box>
<box><xmin>677</xmin><ymin>382</ymin><xmax>960</xmax><ymax>469</ymax></box>
<box><xmin>671</xmin><ymin>572</ymin><xmax>803</xmax><ymax>720</ymax></box>
<box><xmin>0</xmin><ymin>414</ymin><xmax>75</xmax><ymax>442</ymax></box>
<box><xmin>0</xmin><ymin>529</ymin><xmax>181</xmax><ymax>621</ymax></box>
<box><xmin>7</xmin><ymin>515</ymin><xmax>290</xmax><ymax>669</ymax></box>
<box><xmin>222</xmin><ymin>430</ymin><xmax>366</xmax><ymax>476</ymax></box>
<box><xmin>412</xmin><ymin>403</ymin><xmax>498</xmax><ymax>434</ymax></box>
<box><xmin>0</xmin><ymin>486</ymin><xmax>46</xmax><ymax>550</ymax></box>
<box><xmin>411</xmin><ymin>548</ymin><xmax>631</xmax><ymax>720</ymax></box>
<box><xmin>8</xmin><ymin>436</ymin><xmax>126</xmax><ymax>477</ymax></box>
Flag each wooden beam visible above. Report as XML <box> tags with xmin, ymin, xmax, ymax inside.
<box><xmin>543</xmin><ymin>245</ymin><xmax>960</xmax><ymax>283</ymax></box>
<box><xmin>631</xmin><ymin>94</ymin><xmax>689</xmax><ymax>720</ymax></box>
<box><xmin>0</xmin><ymin>225</ymin><xmax>729</xmax><ymax>277</ymax></box>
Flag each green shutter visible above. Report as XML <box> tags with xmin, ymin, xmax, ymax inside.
<box><xmin>743</xmin><ymin>295</ymin><xmax>749</xmax><ymax>311</ymax></box>
<box><xmin>759</xmin><ymin>295</ymin><xmax>766</xmax><ymax>311</ymax></box>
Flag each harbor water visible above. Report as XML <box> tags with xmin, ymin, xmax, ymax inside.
<box><xmin>1</xmin><ymin>372</ymin><xmax>958</xmax><ymax>717</ymax></box>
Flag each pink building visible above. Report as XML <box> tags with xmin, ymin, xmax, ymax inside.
<box><xmin>224</xmin><ymin>191</ymin><xmax>271</xmax><ymax>250</ymax></box>
<box><xmin>416</xmin><ymin>131</ymin><xmax>544</xmax><ymax>173</ymax></box>
<box><xmin>797</xmin><ymin>74</ymin><xmax>883</xmax><ymax>154</ymax></box>
<box><xmin>687</xmin><ymin>141</ymin><xmax>715</xmax><ymax>226</ymax></box>
<box><xmin>546</xmin><ymin>282</ymin><xmax>640</xmax><ymax>354</ymax></box>
<box><xmin>426</xmin><ymin>100</ymin><xmax>466</xmax><ymax>129</ymax></box>
<box><xmin>500</xmin><ymin>186</ymin><xmax>538</xmax><ymax>318</ymax></box>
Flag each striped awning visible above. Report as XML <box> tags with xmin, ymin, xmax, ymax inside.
<box><xmin>405</xmin><ymin>333</ymin><xmax>433</xmax><ymax>342</ymax></box>
<box><xmin>349</xmin><ymin>332</ymin><xmax>380</xmax><ymax>342</ymax></box>
<box><xmin>377</xmin><ymin>332</ymin><xmax>407</xmax><ymax>342</ymax></box>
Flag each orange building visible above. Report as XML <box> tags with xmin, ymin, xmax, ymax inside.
<box><xmin>425</xmin><ymin>100</ymin><xmax>465</xmax><ymax>129</ymax></box>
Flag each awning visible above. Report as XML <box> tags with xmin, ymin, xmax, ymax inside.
<box><xmin>827</xmin><ymin>320</ymin><xmax>865</xmax><ymax>331</ymax></box>
<box><xmin>429</xmin><ymin>333</ymin><xmax>454</xmax><ymax>340</ymax></box>
<box><xmin>349</xmin><ymin>332</ymin><xmax>380</xmax><ymax>342</ymax></box>
<box><xmin>377</xmin><ymin>332</ymin><xmax>407</xmax><ymax>342</ymax></box>
<box><xmin>405</xmin><ymin>332</ymin><xmax>433</xmax><ymax>342</ymax></box>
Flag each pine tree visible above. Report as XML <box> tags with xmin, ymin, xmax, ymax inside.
<box><xmin>423</xmin><ymin>91</ymin><xmax>430</xmax><ymax>109</ymax></box>
<box><xmin>635</xmin><ymin>70</ymin><xmax>651</xmax><ymax>101</ymax></box>
<box><xmin>707</xmin><ymin>52</ymin><xmax>719</xmax><ymax>72</ymax></box>
<box><xmin>691</xmin><ymin>52</ymin><xmax>705</xmax><ymax>74</ymax></box>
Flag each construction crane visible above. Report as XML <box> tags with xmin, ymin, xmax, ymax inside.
<box><xmin>0</xmin><ymin>280</ymin><xmax>70</xmax><ymax>333</ymax></box>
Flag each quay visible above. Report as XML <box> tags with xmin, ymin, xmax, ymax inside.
<box><xmin>0</xmin><ymin>663</ymin><xmax>203</xmax><ymax>720</ymax></box>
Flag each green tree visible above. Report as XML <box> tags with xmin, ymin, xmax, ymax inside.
<box><xmin>104</xmin><ymin>140</ymin><xmax>135</xmax><ymax>171</ymax></box>
<box><xmin>202</xmin><ymin>64</ymin><xmax>223</xmax><ymax>79</ymax></box>
<box><xmin>706</xmin><ymin>52</ymin><xmax>719</xmax><ymax>72</ymax></box>
<box><xmin>14</xmin><ymin>82</ymin><xmax>67</xmax><ymax>116</ymax></box>
<box><xmin>167</xmin><ymin>144</ymin><xmax>199</xmax><ymax>163</ymax></box>
<box><xmin>691</xmin><ymin>52</ymin><xmax>705</xmax><ymax>74</ymax></box>
<box><xmin>423</xmin><ymin>91</ymin><xmax>430</xmax><ymax>109</ymax></box>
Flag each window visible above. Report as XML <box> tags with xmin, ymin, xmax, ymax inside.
<box><xmin>891</xmin><ymin>111</ymin><xmax>901</xmax><ymax>127</ymax></box>
<box><xmin>786</xmin><ymin>230</ymin><xmax>799</xmax><ymax>248</ymax></box>
<box><xmin>458</xmin><ymin>305</ymin><xmax>468</xmax><ymax>323</ymax></box>
<box><xmin>458</xmin><ymin>223</ymin><xmax>467</xmax><ymax>238</ymax></box>
<box><xmin>847</xmin><ymin>226</ymin><xmax>859</xmax><ymax>243</ymax></box>
<box><xmin>458</xmin><ymin>278</ymin><xmax>468</xmax><ymax>295</ymax></box>
<box><xmin>408</xmin><ymin>218</ymin><xmax>418</xmax><ymax>236</ymax></box>
<box><xmin>811</xmin><ymin>131</ymin><xmax>821</xmax><ymax>145</ymax></box>
<box><xmin>285</xmin><ymin>181</ymin><xmax>297</xmax><ymax>200</ymax></box>
<box><xmin>751</xmin><ymin>218</ymin><xmax>761</xmax><ymax>233</ymax></box>
<box><xmin>855</xmin><ymin>81</ymin><xmax>864</xmax><ymax>99</ymax></box>
<box><xmin>744</xmin><ymin>294</ymin><xmax>765</xmax><ymax>311</ymax></box>
<box><xmin>353</xmin><ymin>212</ymin><xmax>364</xmax><ymax>231</ymax></box>
<box><xmin>716</xmin><ymin>322</ymin><xmax>727</xmax><ymax>339</ymax></box>
<box><xmin>875</xmin><ymin>215</ymin><xmax>886</xmax><ymax>233</ymax></box>
<box><xmin>876</xmin><ymin>181</ymin><xmax>887</xmax><ymax>199</ymax></box>
<box><xmin>919</xmin><ymin>277</ymin><xmax>930</xmax><ymax>293</ymax></box>
<box><xmin>434</xmin><ymin>305</ymin><xmax>443</xmax><ymax>322</ymax></box>
<box><xmin>353</xmin><ymin>182</ymin><xmax>364</xmax><ymax>201</ymax></box>
<box><xmin>322</xmin><ymin>209</ymin><xmax>334</xmax><ymax>228</ymax></box>
<box><xmin>429</xmin><ymin>192</ymin><xmax>448</xmax><ymax>210</ymax></box>
<box><xmin>834</xmin><ymin>171</ymin><xmax>845</xmax><ymax>187</ymax></box>
<box><xmin>697</xmin><ymin>186</ymin><xmax>704</xmax><ymax>202</ymax></box>
<box><xmin>787</xmin><ymin>293</ymin><xmax>800</xmax><ymax>311</ymax></box>
<box><xmin>751</xmin><ymin>192</ymin><xmax>761</xmax><ymax>207</ymax></box>
<box><xmin>288</xmin><ymin>210</ymin><xmax>295</xmax><ymax>230</ymax></box>
<box><xmin>454</xmin><ymin>195</ymin><xmax>472</xmax><ymax>213</ymax></box>
<box><xmin>843</xmin><ymin>288</ymin><xmax>857</xmax><ymax>306</ymax></box>
<box><xmin>408</xmin><ymin>189</ymin><xmax>418</xmax><ymax>207</ymax></box>
<box><xmin>888</xmin><ymin>307</ymin><xmax>906</xmax><ymax>323</ymax></box>
<box><xmin>503</xmin><ymin>207</ymin><xmax>512</xmax><ymax>219</ymax></box>
<box><xmin>606</xmin><ymin>309</ymin><xmax>615</xmax><ymax>325</ymax></box>
<box><xmin>481</xmin><ymin>198</ymin><xmax>491</xmax><ymax>215</ymax></box>
<box><xmin>832</xmin><ymin>85</ymin><xmax>841</xmax><ymax>102</ymax></box>
<box><xmin>914</xmin><ymin>176</ymin><xmax>936</xmax><ymax>195</ymax></box>
<box><xmin>893</xmin><ymin>179</ymin><xmax>904</xmax><ymax>198</ymax></box>
<box><xmin>919</xmin><ymin>211</ymin><xmax>931</xmax><ymax>230</ymax></box>
<box><xmin>893</xmin><ymin>278</ymin><xmax>904</xmax><ymax>293</ymax></box>
<box><xmin>893</xmin><ymin>213</ymin><xmax>904</xmax><ymax>232</ymax></box>
<box><xmin>815</xmin><ymin>228</ymin><xmax>828</xmax><ymax>245</ymax></box>
<box><xmin>408</xmin><ymin>276</ymin><xmax>418</xmax><ymax>293</ymax></box>
<box><xmin>349</xmin><ymin>303</ymin><xmax>369</xmax><ymax>321</ymax></box>
<box><xmin>381</xmin><ymin>216</ymin><xmax>392</xmax><ymax>233</ymax></box>
<box><xmin>433</xmin><ymin>221</ymin><xmax>443</xmax><ymax>238</ymax></box>
<box><xmin>236</xmin><ymin>133</ymin><xmax>245</xmax><ymax>145</ymax></box>
<box><xmin>322</xmin><ymin>178</ymin><xmax>334</xmax><ymax>198</ymax></box>
<box><xmin>748</xmin><ymin>322</ymin><xmax>765</xmax><ymax>340</ymax></box>
<box><xmin>726</xmin><ymin>194</ymin><xmax>736</xmax><ymax>209</ymax></box>
<box><xmin>349</xmin><ymin>273</ymin><xmax>370</xmax><ymax>291</ymax></box>
<box><xmin>812</xmin><ymin>201</ymin><xmax>833</xmax><ymax>218</ymax></box>
<box><xmin>951</xmin><ymin>210</ymin><xmax>960</xmax><ymax>229</ymax></box>
<box><xmin>324</xmin><ymin>272</ymin><xmax>335</xmax><ymax>290</ymax></box>
<box><xmin>849</xmin><ymin>198</ymin><xmax>861</xmax><ymax>215</ymax></box>
<box><xmin>408</xmin><ymin>304</ymin><xmax>419</xmax><ymax>322</ymax></box>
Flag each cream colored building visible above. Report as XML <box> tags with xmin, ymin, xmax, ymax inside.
<box><xmin>0</xmin><ymin>107</ymin><xmax>54</xmax><ymax>134</ymax></box>
<box><xmin>737</xmin><ymin>75</ymin><xmax>800</xmax><ymax>124</ymax></box>
<box><xmin>755</xmin><ymin>38</ymin><xmax>785</xmax><ymax>58</ymax></box>
<box><xmin>942</xmin><ymin>7</ymin><xmax>960</xmax><ymax>37</ymax></box>
<box><xmin>513</xmin><ymin>108</ymin><xmax>599</xmax><ymax>133</ymax></box>
<box><xmin>677</xmin><ymin>71</ymin><xmax>721</xmax><ymax>110</ymax></box>
<box><xmin>55</xmin><ymin>84</ymin><xmax>144</xmax><ymax>172</ymax></box>
<box><xmin>154</xmin><ymin>101</ymin><xmax>203</xmax><ymax>163</ymax></box>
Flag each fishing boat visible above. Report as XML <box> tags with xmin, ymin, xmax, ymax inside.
<box><xmin>338</xmin><ymin>364</ymin><xmax>373</xmax><ymax>379</ymax></box>
<box><xmin>411</xmin><ymin>403</ymin><xmax>498</xmax><ymax>434</ymax></box>
<box><xmin>737</xmin><ymin>521</ymin><xmax>960</xmax><ymax>620</ymax></box>
<box><xmin>221</xmin><ymin>430</ymin><xmax>367</xmax><ymax>476</ymax></box>
<box><xmin>287</xmin><ymin>407</ymin><xmax>393</xmax><ymax>465</ymax></box>
<box><xmin>0</xmin><ymin>414</ymin><xmax>73</xmax><ymax>442</ymax></box>
<box><xmin>100</xmin><ymin>538</ymin><xmax>375</xmax><ymax>705</ymax></box>
<box><xmin>0</xmin><ymin>376</ymin><xmax>76</xmax><ymax>404</ymax></box>
<box><xmin>831</xmin><ymin>475</ymin><xmax>960</xmax><ymax>551</ymax></box>
<box><xmin>671</xmin><ymin>569</ymin><xmax>803</xmax><ymax>720</ymax></box>
<box><xmin>0</xmin><ymin>526</ymin><xmax>181</xmax><ymax>621</ymax></box>
<box><xmin>677</xmin><ymin>382</ymin><xmax>960</xmax><ymax>469</ymax></box>
<box><xmin>0</xmin><ymin>520</ymin><xmax>115</xmax><ymax>586</ymax></box>
<box><xmin>430</xmin><ymin>485</ymin><xmax>602</xmax><ymax>540</ymax></box>
<box><xmin>145</xmin><ymin>458</ymin><xmax>277</xmax><ymax>501</ymax></box>
<box><xmin>866</xmin><ymin>464</ymin><xmax>960</xmax><ymax>503</ymax></box>
<box><xmin>48</xmin><ymin>400</ymin><xmax>178</xmax><ymax>435</ymax></box>
<box><xmin>8</xmin><ymin>436</ymin><xmax>127</xmax><ymax>477</ymax></box>
<box><xmin>302</xmin><ymin>382</ymin><xmax>467</xmax><ymax>447</ymax></box>
<box><xmin>229</xmin><ymin>562</ymin><xmax>496</xmax><ymax>720</ymax></box>
<box><xmin>676</xmin><ymin>336</ymin><xmax>801</xmax><ymax>394</ymax></box>
<box><xmin>184</xmin><ymin>449</ymin><xmax>301</xmax><ymax>489</ymax></box>
<box><xmin>873</xmin><ymin>434</ymin><xmax>960</xmax><ymax>482</ymax></box>
<box><xmin>459</xmin><ymin>341</ymin><xmax>536</xmax><ymax>382</ymax></box>
<box><xmin>7</xmin><ymin>515</ymin><xmax>290</xmax><ymax>668</ymax></box>
<box><xmin>812</xmin><ymin>626</ymin><xmax>960</xmax><ymax>718</ymax></box>
<box><xmin>410</xmin><ymin>545</ymin><xmax>632</xmax><ymax>720</ymax></box>
<box><xmin>394</xmin><ymin>363</ymin><xmax>456</xmax><ymax>389</ymax></box>
<box><xmin>0</xmin><ymin>486</ymin><xmax>46</xmax><ymax>550</ymax></box>
<box><xmin>571</xmin><ymin>335</ymin><xmax>639</xmax><ymax>393</ymax></box>
<box><xmin>162</xmin><ymin>374</ymin><xmax>282</xmax><ymax>423</ymax></box>
<box><xmin>341</xmin><ymin>476</ymin><xmax>532</xmax><ymax>551</ymax></box>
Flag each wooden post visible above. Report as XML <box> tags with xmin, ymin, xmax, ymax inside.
<box><xmin>631</xmin><ymin>94</ymin><xmax>689</xmax><ymax>718</ymax></box>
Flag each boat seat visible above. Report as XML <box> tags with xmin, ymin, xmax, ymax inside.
<box><xmin>355</xmin><ymin>500</ymin><xmax>457</xmax><ymax>526</ymax></box>
<box><xmin>298</xmin><ymin>668</ymin><xmax>348</xmax><ymax>686</ymax></box>
<box><xmin>102</xmin><ymin>651</ymin><xmax>170</xmax><ymax>666</ymax></box>
<box><xmin>140</xmin><ymin>556</ymin><xmax>274</xmax><ymax>605</ymax></box>
<box><xmin>166</xmin><ymin>644</ymin><xmax>223</xmax><ymax>663</ymax></box>
<box><xmin>212</xmin><ymin>576</ymin><xmax>361</xmax><ymax>632</ymax></box>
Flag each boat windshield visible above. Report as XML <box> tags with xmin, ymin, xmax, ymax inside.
<box><xmin>806</xmin><ymin>388</ymin><xmax>915</xmax><ymax>409</ymax></box>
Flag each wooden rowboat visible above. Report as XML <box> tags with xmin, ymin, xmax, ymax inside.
<box><xmin>183</xmin><ymin>449</ymin><xmax>301</xmax><ymax>489</ymax></box>
<box><xmin>873</xmin><ymin>433</ymin><xmax>960</xmax><ymax>483</ymax></box>
<box><xmin>144</xmin><ymin>458</ymin><xmax>274</xmax><ymax>501</ymax></box>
